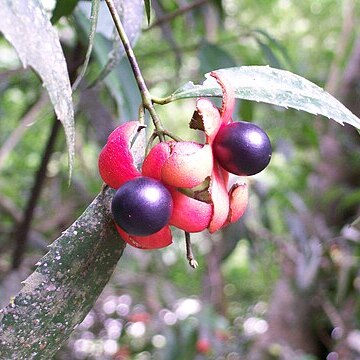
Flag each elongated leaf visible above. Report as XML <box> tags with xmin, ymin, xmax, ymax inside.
<box><xmin>168</xmin><ymin>66</ymin><xmax>360</xmax><ymax>129</ymax></box>
<box><xmin>77</xmin><ymin>0</ymin><xmax>143</xmax><ymax>84</ymax></box>
<box><xmin>199</xmin><ymin>42</ymin><xmax>237</xmax><ymax>75</ymax></box>
<box><xmin>75</xmin><ymin>9</ymin><xmax>141</xmax><ymax>120</ymax></box>
<box><xmin>72</xmin><ymin>0</ymin><xmax>100</xmax><ymax>91</ymax></box>
<box><xmin>51</xmin><ymin>0</ymin><xmax>80</xmax><ymax>24</ymax></box>
<box><xmin>0</xmin><ymin>0</ymin><xmax>75</xmax><ymax>176</ymax></box>
<box><xmin>0</xmin><ymin>188</ymin><xmax>125</xmax><ymax>359</ymax></box>
<box><xmin>145</xmin><ymin>0</ymin><xmax>151</xmax><ymax>25</ymax></box>
<box><xmin>255</xmin><ymin>38</ymin><xmax>282</xmax><ymax>69</ymax></box>
<box><xmin>252</xmin><ymin>28</ymin><xmax>294</xmax><ymax>69</ymax></box>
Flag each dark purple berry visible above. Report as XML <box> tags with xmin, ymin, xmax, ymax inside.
<box><xmin>213</xmin><ymin>121</ymin><xmax>272</xmax><ymax>176</ymax></box>
<box><xmin>111</xmin><ymin>177</ymin><xmax>173</xmax><ymax>236</ymax></box>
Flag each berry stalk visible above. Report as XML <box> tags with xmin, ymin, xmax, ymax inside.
<box><xmin>104</xmin><ymin>0</ymin><xmax>165</xmax><ymax>141</ymax></box>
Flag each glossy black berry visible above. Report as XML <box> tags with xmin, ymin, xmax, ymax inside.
<box><xmin>111</xmin><ymin>177</ymin><xmax>173</xmax><ymax>236</ymax></box>
<box><xmin>213</xmin><ymin>121</ymin><xmax>272</xmax><ymax>176</ymax></box>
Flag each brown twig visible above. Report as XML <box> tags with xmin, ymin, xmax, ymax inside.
<box><xmin>185</xmin><ymin>232</ymin><xmax>198</xmax><ymax>268</ymax></box>
<box><xmin>146</xmin><ymin>0</ymin><xmax>208</xmax><ymax>30</ymax></box>
<box><xmin>11</xmin><ymin>117</ymin><xmax>61</xmax><ymax>269</ymax></box>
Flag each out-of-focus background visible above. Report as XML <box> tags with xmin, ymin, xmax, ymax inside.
<box><xmin>1</xmin><ymin>0</ymin><xmax>360</xmax><ymax>359</ymax></box>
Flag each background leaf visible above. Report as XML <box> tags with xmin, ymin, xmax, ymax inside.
<box><xmin>76</xmin><ymin>0</ymin><xmax>144</xmax><ymax>85</ymax></box>
<box><xmin>51</xmin><ymin>0</ymin><xmax>80</xmax><ymax>24</ymax></box>
<box><xmin>198</xmin><ymin>42</ymin><xmax>237</xmax><ymax>75</ymax></box>
<box><xmin>252</xmin><ymin>28</ymin><xmax>294</xmax><ymax>69</ymax></box>
<box><xmin>0</xmin><ymin>187</ymin><xmax>125</xmax><ymax>359</ymax></box>
<box><xmin>72</xmin><ymin>0</ymin><xmax>100</xmax><ymax>91</ymax></box>
<box><xmin>144</xmin><ymin>0</ymin><xmax>152</xmax><ymax>25</ymax></box>
<box><xmin>0</xmin><ymin>0</ymin><xmax>75</xmax><ymax>175</ymax></box>
<box><xmin>255</xmin><ymin>38</ymin><xmax>282</xmax><ymax>68</ymax></box>
<box><xmin>75</xmin><ymin>7</ymin><xmax>141</xmax><ymax>120</ymax></box>
<box><xmin>169</xmin><ymin>66</ymin><xmax>360</xmax><ymax>129</ymax></box>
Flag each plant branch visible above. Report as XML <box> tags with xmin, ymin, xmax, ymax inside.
<box><xmin>185</xmin><ymin>232</ymin><xmax>198</xmax><ymax>269</ymax></box>
<box><xmin>104</xmin><ymin>0</ymin><xmax>165</xmax><ymax>141</ymax></box>
<box><xmin>146</xmin><ymin>0</ymin><xmax>208</xmax><ymax>30</ymax></box>
<box><xmin>11</xmin><ymin>117</ymin><xmax>61</xmax><ymax>269</ymax></box>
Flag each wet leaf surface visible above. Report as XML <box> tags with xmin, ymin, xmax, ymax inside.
<box><xmin>170</xmin><ymin>66</ymin><xmax>360</xmax><ymax>129</ymax></box>
<box><xmin>0</xmin><ymin>0</ymin><xmax>75</xmax><ymax>175</ymax></box>
<box><xmin>0</xmin><ymin>188</ymin><xmax>125</xmax><ymax>359</ymax></box>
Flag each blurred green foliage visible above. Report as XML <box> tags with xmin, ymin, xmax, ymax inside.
<box><xmin>1</xmin><ymin>0</ymin><xmax>360</xmax><ymax>359</ymax></box>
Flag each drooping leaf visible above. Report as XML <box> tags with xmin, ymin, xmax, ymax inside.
<box><xmin>252</xmin><ymin>28</ymin><xmax>294</xmax><ymax>69</ymax></box>
<box><xmin>51</xmin><ymin>0</ymin><xmax>80</xmax><ymax>24</ymax></box>
<box><xmin>0</xmin><ymin>188</ymin><xmax>125</xmax><ymax>359</ymax></box>
<box><xmin>75</xmin><ymin>8</ymin><xmax>141</xmax><ymax>120</ymax></box>
<box><xmin>168</xmin><ymin>66</ymin><xmax>360</xmax><ymax>129</ymax></box>
<box><xmin>0</xmin><ymin>0</ymin><xmax>75</xmax><ymax>176</ymax></box>
<box><xmin>72</xmin><ymin>0</ymin><xmax>100</xmax><ymax>91</ymax></box>
<box><xmin>199</xmin><ymin>42</ymin><xmax>237</xmax><ymax>75</ymax></box>
<box><xmin>76</xmin><ymin>0</ymin><xmax>144</xmax><ymax>84</ymax></box>
<box><xmin>144</xmin><ymin>0</ymin><xmax>152</xmax><ymax>25</ymax></box>
<box><xmin>255</xmin><ymin>38</ymin><xmax>282</xmax><ymax>69</ymax></box>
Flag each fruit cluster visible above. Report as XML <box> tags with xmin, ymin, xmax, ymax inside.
<box><xmin>98</xmin><ymin>72</ymin><xmax>271</xmax><ymax>250</ymax></box>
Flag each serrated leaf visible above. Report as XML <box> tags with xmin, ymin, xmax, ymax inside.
<box><xmin>51</xmin><ymin>0</ymin><xmax>80</xmax><ymax>24</ymax></box>
<box><xmin>144</xmin><ymin>0</ymin><xmax>151</xmax><ymax>25</ymax></box>
<box><xmin>0</xmin><ymin>0</ymin><xmax>75</xmax><ymax>177</ymax></box>
<box><xmin>0</xmin><ymin>188</ymin><xmax>125</xmax><ymax>359</ymax></box>
<box><xmin>168</xmin><ymin>66</ymin><xmax>360</xmax><ymax>129</ymax></box>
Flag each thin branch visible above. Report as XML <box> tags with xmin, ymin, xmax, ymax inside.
<box><xmin>325</xmin><ymin>0</ymin><xmax>355</xmax><ymax>95</ymax></box>
<box><xmin>0</xmin><ymin>196</ymin><xmax>21</xmax><ymax>223</ymax></box>
<box><xmin>146</xmin><ymin>0</ymin><xmax>208</xmax><ymax>30</ymax></box>
<box><xmin>185</xmin><ymin>232</ymin><xmax>198</xmax><ymax>268</ymax></box>
<box><xmin>104</xmin><ymin>0</ymin><xmax>165</xmax><ymax>141</ymax></box>
<box><xmin>11</xmin><ymin>117</ymin><xmax>61</xmax><ymax>269</ymax></box>
<box><xmin>0</xmin><ymin>92</ymin><xmax>49</xmax><ymax>170</ymax></box>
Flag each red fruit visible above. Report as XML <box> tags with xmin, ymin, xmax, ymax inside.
<box><xmin>98</xmin><ymin>121</ymin><xmax>142</xmax><ymax>189</ymax></box>
<box><xmin>169</xmin><ymin>188</ymin><xmax>212</xmax><ymax>233</ymax></box>
<box><xmin>143</xmin><ymin>141</ymin><xmax>213</xmax><ymax>188</ymax></box>
<box><xmin>227</xmin><ymin>182</ymin><xmax>248</xmax><ymax>224</ymax></box>
<box><xmin>196</xmin><ymin>338</ymin><xmax>211</xmax><ymax>354</ymax></box>
<box><xmin>208</xmin><ymin>163</ymin><xmax>230</xmax><ymax>233</ymax></box>
<box><xmin>115</xmin><ymin>224</ymin><xmax>172</xmax><ymax>249</ymax></box>
<box><xmin>127</xmin><ymin>312</ymin><xmax>151</xmax><ymax>323</ymax></box>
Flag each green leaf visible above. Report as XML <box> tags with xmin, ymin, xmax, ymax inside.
<box><xmin>168</xmin><ymin>66</ymin><xmax>360</xmax><ymax>129</ymax></box>
<box><xmin>76</xmin><ymin>0</ymin><xmax>143</xmax><ymax>86</ymax></box>
<box><xmin>75</xmin><ymin>8</ymin><xmax>141</xmax><ymax>120</ymax></box>
<box><xmin>199</xmin><ymin>42</ymin><xmax>237</xmax><ymax>75</ymax></box>
<box><xmin>255</xmin><ymin>38</ymin><xmax>282</xmax><ymax>69</ymax></box>
<box><xmin>252</xmin><ymin>28</ymin><xmax>294</xmax><ymax>69</ymax></box>
<box><xmin>144</xmin><ymin>0</ymin><xmax>151</xmax><ymax>25</ymax></box>
<box><xmin>0</xmin><ymin>0</ymin><xmax>75</xmax><ymax>177</ymax></box>
<box><xmin>51</xmin><ymin>0</ymin><xmax>80</xmax><ymax>24</ymax></box>
<box><xmin>72</xmin><ymin>0</ymin><xmax>100</xmax><ymax>91</ymax></box>
<box><xmin>0</xmin><ymin>188</ymin><xmax>125</xmax><ymax>359</ymax></box>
